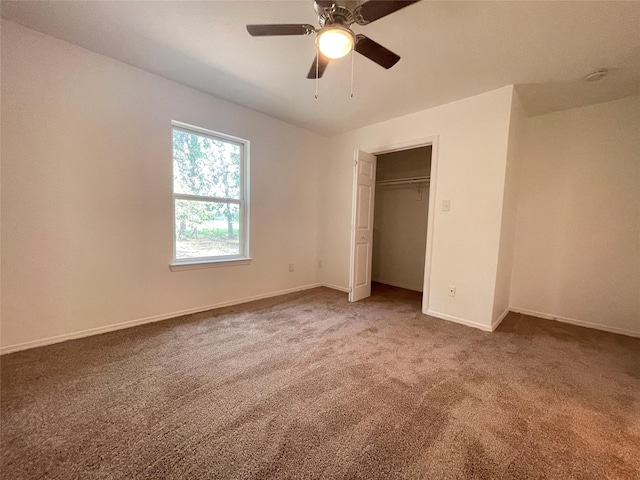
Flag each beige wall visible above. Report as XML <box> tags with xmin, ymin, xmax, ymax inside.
<box><xmin>318</xmin><ymin>86</ymin><xmax>514</xmax><ymax>330</ymax></box>
<box><xmin>1</xmin><ymin>22</ymin><xmax>324</xmax><ymax>351</ymax></box>
<box><xmin>375</xmin><ymin>147</ymin><xmax>432</xmax><ymax>182</ymax></box>
<box><xmin>510</xmin><ymin>96</ymin><xmax>640</xmax><ymax>336</ymax></box>
<box><xmin>372</xmin><ymin>147</ymin><xmax>431</xmax><ymax>291</ymax></box>
<box><xmin>491</xmin><ymin>88</ymin><xmax>526</xmax><ymax>325</ymax></box>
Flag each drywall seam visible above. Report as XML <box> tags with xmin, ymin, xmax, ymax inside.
<box><xmin>426</xmin><ymin>310</ymin><xmax>492</xmax><ymax>332</ymax></box>
<box><xmin>510</xmin><ymin>307</ymin><xmax>640</xmax><ymax>338</ymax></box>
<box><xmin>0</xmin><ymin>283</ymin><xmax>329</xmax><ymax>355</ymax></box>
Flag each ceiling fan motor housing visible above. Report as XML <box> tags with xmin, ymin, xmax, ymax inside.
<box><xmin>315</xmin><ymin>1</ymin><xmax>358</xmax><ymax>27</ymax></box>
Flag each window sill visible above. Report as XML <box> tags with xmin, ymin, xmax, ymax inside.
<box><xmin>170</xmin><ymin>258</ymin><xmax>252</xmax><ymax>272</ymax></box>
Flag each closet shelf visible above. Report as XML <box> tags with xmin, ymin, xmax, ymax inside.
<box><xmin>376</xmin><ymin>176</ymin><xmax>430</xmax><ymax>187</ymax></box>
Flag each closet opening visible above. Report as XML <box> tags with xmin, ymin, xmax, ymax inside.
<box><xmin>349</xmin><ymin>136</ymin><xmax>437</xmax><ymax>313</ymax></box>
<box><xmin>371</xmin><ymin>146</ymin><xmax>432</xmax><ymax>302</ymax></box>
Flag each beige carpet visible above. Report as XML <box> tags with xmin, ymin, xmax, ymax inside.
<box><xmin>2</xmin><ymin>284</ymin><xmax>639</xmax><ymax>479</ymax></box>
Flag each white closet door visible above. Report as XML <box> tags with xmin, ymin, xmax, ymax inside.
<box><xmin>349</xmin><ymin>149</ymin><xmax>377</xmax><ymax>302</ymax></box>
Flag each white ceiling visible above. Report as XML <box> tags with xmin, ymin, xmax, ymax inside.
<box><xmin>2</xmin><ymin>1</ymin><xmax>639</xmax><ymax>136</ymax></box>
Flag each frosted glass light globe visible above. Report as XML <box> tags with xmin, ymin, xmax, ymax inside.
<box><xmin>318</xmin><ymin>27</ymin><xmax>354</xmax><ymax>59</ymax></box>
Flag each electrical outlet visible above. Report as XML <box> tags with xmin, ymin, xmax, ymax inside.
<box><xmin>447</xmin><ymin>285</ymin><xmax>456</xmax><ymax>297</ymax></box>
<box><xmin>442</xmin><ymin>200</ymin><xmax>451</xmax><ymax>212</ymax></box>
<box><xmin>318</xmin><ymin>260</ymin><xmax>323</xmax><ymax>268</ymax></box>
<box><xmin>289</xmin><ymin>263</ymin><xmax>294</xmax><ymax>272</ymax></box>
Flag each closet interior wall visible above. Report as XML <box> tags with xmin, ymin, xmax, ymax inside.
<box><xmin>372</xmin><ymin>147</ymin><xmax>432</xmax><ymax>292</ymax></box>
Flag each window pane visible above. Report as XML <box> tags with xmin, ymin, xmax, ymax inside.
<box><xmin>173</xmin><ymin>130</ymin><xmax>241</xmax><ymax>199</ymax></box>
<box><xmin>175</xmin><ymin>199</ymin><xmax>240</xmax><ymax>259</ymax></box>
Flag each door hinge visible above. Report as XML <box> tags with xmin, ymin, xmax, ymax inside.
<box><xmin>354</xmin><ymin>160</ymin><xmax>358</xmax><ymax>166</ymax></box>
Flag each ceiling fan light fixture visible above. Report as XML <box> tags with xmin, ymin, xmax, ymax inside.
<box><xmin>246</xmin><ymin>0</ymin><xmax>417</xmax><ymax>79</ymax></box>
<box><xmin>317</xmin><ymin>25</ymin><xmax>354</xmax><ymax>59</ymax></box>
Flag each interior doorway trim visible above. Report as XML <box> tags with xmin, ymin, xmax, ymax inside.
<box><xmin>350</xmin><ymin>135</ymin><xmax>439</xmax><ymax>314</ymax></box>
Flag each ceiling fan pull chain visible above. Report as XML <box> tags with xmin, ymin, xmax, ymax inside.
<box><xmin>315</xmin><ymin>43</ymin><xmax>319</xmax><ymax>99</ymax></box>
<box><xmin>350</xmin><ymin>48</ymin><xmax>355</xmax><ymax>98</ymax></box>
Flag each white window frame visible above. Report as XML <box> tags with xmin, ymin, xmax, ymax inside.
<box><xmin>170</xmin><ymin>121</ymin><xmax>250</xmax><ymax>270</ymax></box>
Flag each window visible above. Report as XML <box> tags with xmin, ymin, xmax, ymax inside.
<box><xmin>172</xmin><ymin>122</ymin><xmax>249</xmax><ymax>266</ymax></box>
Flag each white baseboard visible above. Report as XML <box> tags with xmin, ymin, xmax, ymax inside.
<box><xmin>371</xmin><ymin>279</ymin><xmax>422</xmax><ymax>292</ymax></box>
<box><xmin>318</xmin><ymin>282</ymin><xmax>350</xmax><ymax>293</ymax></box>
<box><xmin>491</xmin><ymin>308</ymin><xmax>510</xmax><ymax>332</ymax></box>
<box><xmin>1</xmin><ymin>283</ymin><xmax>329</xmax><ymax>355</ymax></box>
<box><xmin>510</xmin><ymin>307</ymin><xmax>640</xmax><ymax>338</ymax></box>
<box><xmin>10</xmin><ymin>287</ymin><xmax>633</xmax><ymax>355</ymax></box>
<box><xmin>426</xmin><ymin>310</ymin><xmax>492</xmax><ymax>332</ymax></box>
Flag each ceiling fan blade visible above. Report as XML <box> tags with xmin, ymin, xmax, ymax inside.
<box><xmin>354</xmin><ymin>1</ymin><xmax>420</xmax><ymax>25</ymax></box>
<box><xmin>355</xmin><ymin>35</ymin><xmax>400</xmax><ymax>69</ymax></box>
<box><xmin>307</xmin><ymin>53</ymin><xmax>331</xmax><ymax>79</ymax></box>
<box><xmin>246</xmin><ymin>24</ymin><xmax>315</xmax><ymax>36</ymax></box>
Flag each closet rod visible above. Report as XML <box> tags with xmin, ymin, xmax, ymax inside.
<box><xmin>376</xmin><ymin>176</ymin><xmax>430</xmax><ymax>186</ymax></box>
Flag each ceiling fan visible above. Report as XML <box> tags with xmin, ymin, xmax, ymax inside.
<box><xmin>247</xmin><ymin>1</ymin><xmax>420</xmax><ymax>79</ymax></box>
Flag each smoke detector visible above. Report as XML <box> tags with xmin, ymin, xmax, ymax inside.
<box><xmin>584</xmin><ymin>69</ymin><xmax>608</xmax><ymax>82</ymax></box>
